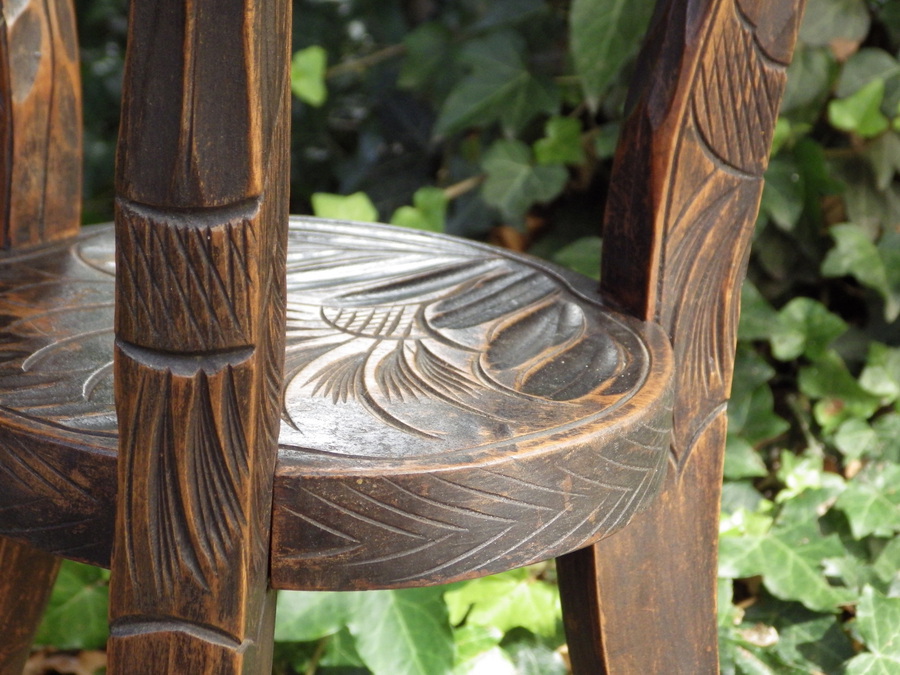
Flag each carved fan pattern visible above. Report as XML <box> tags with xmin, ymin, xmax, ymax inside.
<box><xmin>0</xmin><ymin>220</ymin><xmax>643</xmax><ymax>459</ymax></box>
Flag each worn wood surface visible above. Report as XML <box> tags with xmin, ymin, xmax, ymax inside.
<box><xmin>106</xmin><ymin>1</ymin><xmax>291</xmax><ymax>673</ymax></box>
<box><xmin>0</xmin><ymin>537</ymin><xmax>60</xmax><ymax>675</ymax></box>
<box><xmin>0</xmin><ymin>220</ymin><xmax>674</xmax><ymax>589</ymax></box>
<box><xmin>557</xmin><ymin>0</ymin><xmax>806</xmax><ymax>672</ymax></box>
<box><xmin>0</xmin><ymin>0</ymin><xmax>80</xmax><ymax>248</ymax></box>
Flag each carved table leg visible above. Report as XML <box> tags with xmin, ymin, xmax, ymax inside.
<box><xmin>106</xmin><ymin>2</ymin><xmax>290</xmax><ymax>673</ymax></box>
<box><xmin>0</xmin><ymin>537</ymin><xmax>60</xmax><ymax>675</ymax></box>
<box><xmin>557</xmin><ymin>0</ymin><xmax>805</xmax><ymax>672</ymax></box>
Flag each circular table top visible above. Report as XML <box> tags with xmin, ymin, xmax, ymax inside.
<box><xmin>0</xmin><ymin>219</ymin><xmax>674</xmax><ymax>589</ymax></box>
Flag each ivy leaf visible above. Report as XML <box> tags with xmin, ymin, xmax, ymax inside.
<box><xmin>481</xmin><ymin>140</ymin><xmax>567</xmax><ymax>220</ymax></box>
<box><xmin>452</xmin><ymin>625</ymin><xmax>512</xmax><ymax>675</ymax></box>
<box><xmin>551</xmin><ymin>236</ymin><xmax>601</xmax><ymax>279</ymax></box>
<box><xmin>391</xmin><ymin>186</ymin><xmax>448</xmax><ymax>232</ymax></box>
<box><xmin>593</xmin><ymin>122</ymin><xmax>620</xmax><ymax>159</ymax></box>
<box><xmin>860</xmin><ymin>343</ymin><xmax>900</xmax><ymax>402</ymax></box>
<box><xmin>864</xmin><ymin>131</ymin><xmax>900</xmax><ymax>191</ymax></box>
<box><xmin>873</xmin><ymin>536</ymin><xmax>900</xmax><ymax>585</ymax></box>
<box><xmin>834</xmin><ymin>418</ymin><xmax>879</xmax><ymax>459</ymax></box>
<box><xmin>436</xmin><ymin>32</ymin><xmax>558</xmax><ymax>136</ymax></box>
<box><xmin>398</xmin><ymin>22</ymin><xmax>452</xmax><ymax>91</ymax></box>
<box><xmin>35</xmin><ymin>561</ymin><xmax>108</xmax><ymax>650</ymax></box>
<box><xmin>799</xmin><ymin>351</ymin><xmax>881</xmax><ymax>431</ymax></box>
<box><xmin>799</xmin><ymin>0</ymin><xmax>871</xmax><ymax>51</ymax></box>
<box><xmin>569</xmin><ymin>0</ymin><xmax>653</xmax><ymax>109</ymax></box>
<box><xmin>836</xmin><ymin>48</ymin><xmax>900</xmax><ymax>102</ymax></box>
<box><xmin>845</xmin><ymin>587</ymin><xmax>900</xmax><ymax>674</ymax></box>
<box><xmin>348</xmin><ymin>588</ymin><xmax>454</xmax><ymax>675</ymax></box>
<box><xmin>822</xmin><ymin>223</ymin><xmax>900</xmax><ymax>321</ymax></box>
<box><xmin>770</xmin><ymin>297</ymin><xmax>847</xmax><ymax>361</ymax></box>
<box><xmin>724</xmin><ymin>434</ymin><xmax>769</xmax><ymax>480</ymax></box>
<box><xmin>290</xmin><ymin>46</ymin><xmax>327</xmax><ymax>107</ymax></box>
<box><xmin>534</xmin><ymin>117</ymin><xmax>585</xmax><ymax>166</ymax></box>
<box><xmin>828</xmin><ymin>80</ymin><xmax>890</xmax><ymax>138</ymax></box>
<box><xmin>739</xmin><ymin>280</ymin><xmax>780</xmax><ymax>342</ymax></box>
<box><xmin>275</xmin><ymin>590</ymin><xmax>363</xmax><ymax>642</ymax></box>
<box><xmin>502</xmin><ymin>634</ymin><xmax>568</xmax><ymax>675</ymax></box>
<box><xmin>761</xmin><ymin>156</ymin><xmax>804</xmax><ymax>231</ymax></box>
<box><xmin>445</xmin><ymin>568</ymin><xmax>561</xmax><ymax>639</ymax></box>
<box><xmin>764</xmin><ymin>522</ymin><xmax>853</xmax><ymax>612</ymax></box>
<box><xmin>781</xmin><ymin>45</ymin><xmax>837</xmax><ymax>115</ymax></box>
<box><xmin>311</xmin><ymin>192</ymin><xmax>379</xmax><ymax>222</ymax></box>
<box><xmin>834</xmin><ymin>465</ymin><xmax>900</xmax><ymax>538</ymax></box>
<box><xmin>321</xmin><ymin>627</ymin><xmax>366</xmax><ymax>668</ymax></box>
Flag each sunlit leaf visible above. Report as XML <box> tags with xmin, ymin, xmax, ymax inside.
<box><xmin>312</xmin><ymin>192</ymin><xmax>379</xmax><ymax>222</ymax></box>
<box><xmin>834</xmin><ymin>465</ymin><xmax>900</xmax><ymax>538</ymax></box>
<box><xmin>534</xmin><ymin>117</ymin><xmax>585</xmax><ymax>166</ymax></box>
<box><xmin>391</xmin><ymin>186</ymin><xmax>448</xmax><ymax>232</ymax></box>
<box><xmin>445</xmin><ymin>568</ymin><xmax>561</xmax><ymax>639</ymax></box>
<box><xmin>828</xmin><ymin>80</ymin><xmax>890</xmax><ymax>138</ymax></box>
<box><xmin>845</xmin><ymin>587</ymin><xmax>900</xmax><ymax>674</ymax></box>
<box><xmin>275</xmin><ymin>590</ymin><xmax>363</xmax><ymax>642</ymax></box>
<box><xmin>551</xmin><ymin>236</ymin><xmax>601</xmax><ymax>279</ymax></box>
<box><xmin>290</xmin><ymin>46</ymin><xmax>327</xmax><ymax>107</ymax></box>
<box><xmin>770</xmin><ymin>298</ymin><xmax>847</xmax><ymax>361</ymax></box>
<box><xmin>349</xmin><ymin>588</ymin><xmax>454</xmax><ymax>675</ymax></box>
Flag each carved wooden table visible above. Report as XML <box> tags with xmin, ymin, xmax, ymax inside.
<box><xmin>0</xmin><ymin>219</ymin><xmax>673</xmax><ymax>589</ymax></box>
<box><xmin>0</xmin><ymin>0</ymin><xmax>807</xmax><ymax>671</ymax></box>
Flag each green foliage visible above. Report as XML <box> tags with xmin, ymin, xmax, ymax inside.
<box><xmin>50</xmin><ymin>0</ymin><xmax>900</xmax><ymax>673</ymax></box>
<box><xmin>568</xmin><ymin>0</ymin><xmax>654</xmax><ymax>109</ymax></box>
<box><xmin>35</xmin><ymin>561</ymin><xmax>109</xmax><ymax>651</ymax></box>
<box><xmin>291</xmin><ymin>46</ymin><xmax>328</xmax><ymax>106</ymax></box>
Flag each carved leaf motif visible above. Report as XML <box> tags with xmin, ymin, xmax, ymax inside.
<box><xmin>653</xmin><ymin>0</ymin><xmax>793</xmax><ymax>467</ymax></box>
<box><xmin>0</xmin><ymin>222</ymin><xmax>638</xmax><ymax>455</ymax></box>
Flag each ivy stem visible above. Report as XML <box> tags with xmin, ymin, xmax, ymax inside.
<box><xmin>442</xmin><ymin>174</ymin><xmax>485</xmax><ymax>201</ymax></box>
<box><xmin>326</xmin><ymin>44</ymin><xmax>407</xmax><ymax>79</ymax></box>
<box><xmin>305</xmin><ymin>635</ymin><xmax>330</xmax><ymax>675</ymax></box>
<box><xmin>786</xmin><ymin>393</ymin><xmax>824</xmax><ymax>456</ymax></box>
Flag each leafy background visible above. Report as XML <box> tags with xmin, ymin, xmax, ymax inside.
<box><xmin>30</xmin><ymin>0</ymin><xmax>900</xmax><ymax>673</ymax></box>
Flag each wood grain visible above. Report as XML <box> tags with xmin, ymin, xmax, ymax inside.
<box><xmin>106</xmin><ymin>1</ymin><xmax>290</xmax><ymax>672</ymax></box>
<box><xmin>558</xmin><ymin>0</ymin><xmax>805</xmax><ymax>672</ymax></box>
<box><xmin>0</xmin><ymin>220</ymin><xmax>675</xmax><ymax>589</ymax></box>
<box><xmin>0</xmin><ymin>536</ymin><xmax>60</xmax><ymax>675</ymax></box>
<box><xmin>0</xmin><ymin>0</ymin><xmax>81</xmax><ymax>248</ymax></box>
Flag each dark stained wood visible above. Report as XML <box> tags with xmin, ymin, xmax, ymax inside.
<box><xmin>0</xmin><ymin>0</ymin><xmax>81</xmax><ymax>248</ymax></box>
<box><xmin>557</xmin><ymin>0</ymin><xmax>806</xmax><ymax>672</ymax></box>
<box><xmin>0</xmin><ymin>0</ymin><xmax>805</xmax><ymax>669</ymax></box>
<box><xmin>0</xmin><ymin>537</ymin><xmax>60</xmax><ymax>675</ymax></box>
<box><xmin>0</xmin><ymin>220</ymin><xmax>675</xmax><ymax>588</ymax></box>
<box><xmin>106</xmin><ymin>1</ymin><xmax>291</xmax><ymax>673</ymax></box>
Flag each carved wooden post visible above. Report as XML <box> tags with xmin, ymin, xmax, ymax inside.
<box><xmin>557</xmin><ymin>0</ymin><xmax>805</xmax><ymax>672</ymax></box>
<box><xmin>0</xmin><ymin>0</ymin><xmax>80</xmax><ymax>670</ymax></box>
<box><xmin>0</xmin><ymin>0</ymin><xmax>81</xmax><ymax>247</ymax></box>
<box><xmin>0</xmin><ymin>538</ymin><xmax>61</xmax><ymax>675</ymax></box>
<box><xmin>107</xmin><ymin>2</ymin><xmax>290</xmax><ymax>673</ymax></box>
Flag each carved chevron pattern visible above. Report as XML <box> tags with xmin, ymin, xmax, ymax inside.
<box><xmin>115</xmin><ymin>201</ymin><xmax>257</xmax><ymax>351</ymax></box>
<box><xmin>656</xmin><ymin>0</ymin><xmax>790</xmax><ymax>466</ymax></box>
<box><xmin>273</xmin><ymin>390</ymin><xmax>673</xmax><ymax>588</ymax></box>
<box><xmin>0</xmin><ymin>425</ymin><xmax>110</xmax><ymax>561</ymax></box>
